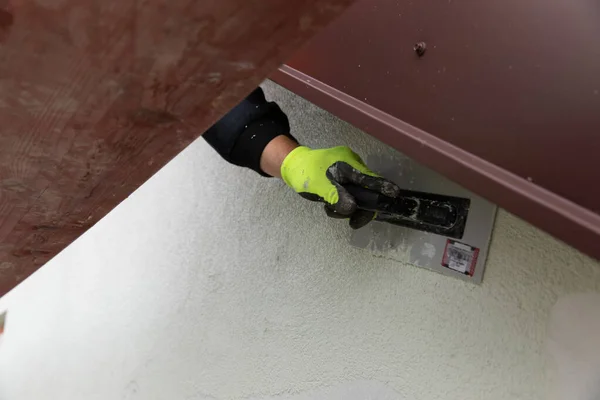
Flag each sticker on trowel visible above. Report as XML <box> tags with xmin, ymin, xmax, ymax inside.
<box><xmin>442</xmin><ymin>240</ymin><xmax>479</xmax><ymax>276</ymax></box>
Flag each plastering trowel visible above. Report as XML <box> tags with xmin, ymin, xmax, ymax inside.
<box><xmin>346</xmin><ymin>184</ymin><xmax>470</xmax><ymax>239</ymax></box>
<box><xmin>349</xmin><ymin>154</ymin><xmax>497</xmax><ymax>284</ymax></box>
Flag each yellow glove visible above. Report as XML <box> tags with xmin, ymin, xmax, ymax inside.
<box><xmin>281</xmin><ymin>146</ymin><xmax>400</xmax><ymax>228</ymax></box>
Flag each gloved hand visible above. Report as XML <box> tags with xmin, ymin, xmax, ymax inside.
<box><xmin>281</xmin><ymin>146</ymin><xmax>401</xmax><ymax>229</ymax></box>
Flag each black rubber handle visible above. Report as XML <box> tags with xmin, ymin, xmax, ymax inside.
<box><xmin>344</xmin><ymin>184</ymin><xmax>471</xmax><ymax>239</ymax></box>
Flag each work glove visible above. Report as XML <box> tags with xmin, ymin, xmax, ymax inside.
<box><xmin>281</xmin><ymin>146</ymin><xmax>401</xmax><ymax>229</ymax></box>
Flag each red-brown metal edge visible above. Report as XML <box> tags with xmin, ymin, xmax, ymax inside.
<box><xmin>271</xmin><ymin>65</ymin><xmax>600</xmax><ymax>260</ymax></box>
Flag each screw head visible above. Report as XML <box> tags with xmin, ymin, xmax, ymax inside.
<box><xmin>414</xmin><ymin>42</ymin><xmax>427</xmax><ymax>57</ymax></box>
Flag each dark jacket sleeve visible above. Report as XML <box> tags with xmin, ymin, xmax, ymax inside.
<box><xmin>203</xmin><ymin>87</ymin><xmax>296</xmax><ymax>176</ymax></box>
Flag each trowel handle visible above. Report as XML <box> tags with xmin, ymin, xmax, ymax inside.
<box><xmin>344</xmin><ymin>184</ymin><xmax>418</xmax><ymax>217</ymax></box>
<box><xmin>344</xmin><ymin>184</ymin><xmax>471</xmax><ymax>239</ymax></box>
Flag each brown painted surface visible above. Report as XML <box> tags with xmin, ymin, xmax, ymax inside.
<box><xmin>0</xmin><ymin>0</ymin><xmax>354</xmax><ymax>295</ymax></box>
<box><xmin>273</xmin><ymin>0</ymin><xmax>600</xmax><ymax>260</ymax></box>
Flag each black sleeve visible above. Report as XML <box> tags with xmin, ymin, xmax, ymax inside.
<box><xmin>203</xmin><ymin>87</ymin><xmax>297</xmax><ymax>176</ymax></box>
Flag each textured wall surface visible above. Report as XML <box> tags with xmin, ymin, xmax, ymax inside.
<box><xmin>0</xmin><ymin>81</ymin><xmax>599</xmax><ymax>400</ymax></box>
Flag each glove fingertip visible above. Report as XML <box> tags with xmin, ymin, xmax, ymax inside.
<box><xmin>349</xmin><ymin>210</ymin><xmax>376</xmax><ymax>229</ymax></box>
<box><xmin>380</xmin><ymin>180</ymin><xmax>402</xmax><ymax>198</ymax></box>
<box><xmin>334</xmin><ymin>185</ymin><xmax>357</xmax><ymax>215</ymax></box>
<box><xmin>323</xmin><ymin>204</ymin><xmax>346</xmax><ymax>219</ymax></box>
<box><xmin>335</xmin><ymin>198</ymin><xmax>357</xmax><ymax>215</ymax></box>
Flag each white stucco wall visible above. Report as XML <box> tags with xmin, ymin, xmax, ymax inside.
<box><xmin>0</xmin><ymin>82</ymin><xmax>599</xmax><ymax>400</ymax></box>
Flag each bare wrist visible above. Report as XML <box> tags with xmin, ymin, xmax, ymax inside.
<box><xmin>260</xmin><ymin>135</ymin><xmax>300</xmax><ymax>178</ymax></box>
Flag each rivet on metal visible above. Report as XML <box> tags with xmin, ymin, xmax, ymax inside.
<box><xmin>414</xmin><ymin>42</ymin><xmax>427</xmax><ymax>57</ymax></box>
